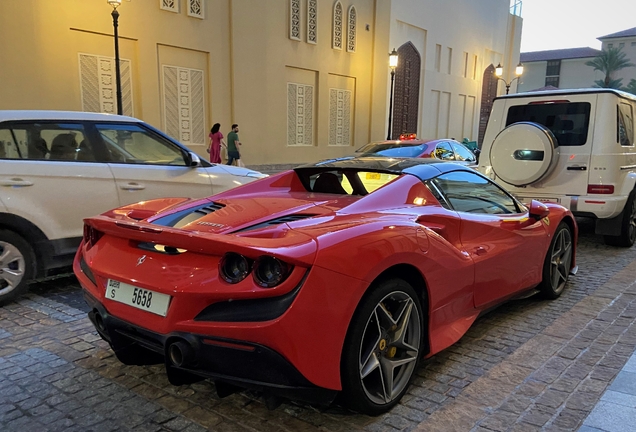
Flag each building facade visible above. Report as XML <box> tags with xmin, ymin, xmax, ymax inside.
<box><xmin>0</xmin><ymin>0</ymin><xmax>521</xmax><ymax>167</ymax></box>
<box><xmin>518</xmin><ymin>27</ymin><xmax>636</xmax><ymax>93</ymax></box>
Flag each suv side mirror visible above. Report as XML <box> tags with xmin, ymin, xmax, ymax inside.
<box><xmin>187</xmin><ymin>152</ymin><xmax>201</xmax><ymax>167</ymax></box>
<box><xmin>528</xmin><ymin>199</ymin><xmax>550</xmax><ymax>220</ymax></box>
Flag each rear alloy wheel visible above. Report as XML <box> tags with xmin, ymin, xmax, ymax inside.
<box><xmin>539</xmin><ymin>222</ymin><xmax>573</xmax><ymax>299</ymax></box>
<box><xmin>341</xmin><ymin>279</ymin><xmax>423</xmax><ymax>415</ymax></box>
<box><xmin>604</xmin><ymin>189</ymin><xmax>636</xmax><ymax>248</ymax></box>
<box><xmin>0</xmin><ymin>230</ymin><xmax>35</xmax><ymax>306</ymax></box>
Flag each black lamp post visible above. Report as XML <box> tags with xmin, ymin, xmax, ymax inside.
<box><xmin>387</xmin><ymin>48</ymin><xmax>398</xmax><ymax>140</ymax></box>
<box><xmin>108</xmin><ymin>0</ymin><xmax>123</xmax><ymax>115</ymax></box>
<box><xmin>495</xmin><ymin>62</ymin><xmax>524</xmax><ymax>95</ymax></box>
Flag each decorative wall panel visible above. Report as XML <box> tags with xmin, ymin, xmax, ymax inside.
<box><xmin>329</xmin><ymin>89</ymin><xmax>351</xmax><ymax>146</ymax></box>
<box><xmin>160</xmin><ymin>0</ymin><xmax>179</xmax><ymax>13</ymax></box>
<box><xmin>287</xmin><ymin>83</ymin><xmax>314</xmax><ymax>146</ymax></box>
<box><xmin>332</xmin><ymin>1</ymin><xmax>343</xmax><ymax>50</ymax></box>
<box><xmin>307</xmin><ymin>0</ymin><xmax>317</xmax><ymax>44</ymax></box>
<box><xmin>290</xmin><ymin>0</ymin><xmax>301</xmax><ymax>41</ymax></box>
<box><xmin>79</xmin><ymin>53</ymin><xmax>133</xmax><ymax>116</ymax></box>
<box><xmin>187</xmin><ymin>0</ymin><xmax>204</xmax><ymax>18</ymax></box>
<box><xmin>162</xmin><ymin>65</ymin><xmax>205</xmax><ymax>145</ymax></box>
<box><xmin>346</xmin><ymin>6</ymin><xmax>356</xmax><ymax>52</ymax></box>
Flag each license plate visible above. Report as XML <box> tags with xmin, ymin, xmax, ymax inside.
<box><xmin>106</xmin><ymin>279</ymin><xmax>171</xmax><ymax>317</ymax></box>
<box><xmin>366</xmin><ymin>173</ymin><xmax>381</xmax><ymax>180</ymax></box>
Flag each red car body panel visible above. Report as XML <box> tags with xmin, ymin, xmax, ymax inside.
<box><xmin>74</xmin><ymin>161</ymin><xmax>577</xmax><ymax>397</ymax></box>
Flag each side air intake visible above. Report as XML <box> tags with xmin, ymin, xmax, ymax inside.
<box><xmin>152</xmin><ymin>202</ymin><xmax>226</xmax><ymax>228</ymax></box>
<box><xmin>233</xmin><ymin>214</ymin><xmax>317</xmax><ymax>233</ymax></box>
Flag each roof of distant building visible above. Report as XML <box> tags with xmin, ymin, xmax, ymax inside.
<box><xmin>598</xmin><ymin>27</ymin><xmax>636</xmax><ymax>40</ymax></box>
<box><xmin>520</xmin><ymin>47</ymin><xmax>602</xmax><ymax>63</ymax></box>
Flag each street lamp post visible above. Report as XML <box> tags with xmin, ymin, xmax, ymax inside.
<box><xmin>108</xmin><ymin>0</ymin><xmax>123</xmax><ymax>115</ymax></box>
<box><xmin>495</xmin><ymin>62</ymin><xmax>524</xmax><ymax>95</ymax></box>
<box><xmin>387</xmin><ymin>48</ymin><xmax>398</xmax><ymax>140</ymax></box>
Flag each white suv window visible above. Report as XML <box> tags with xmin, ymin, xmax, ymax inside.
<box><xmin>96</xmin><ymin>124</ymin><xmax>186</xmax><ymax>166</ymax></box>
<box><xmin>0</xmin><ymin>123</ymin><xmax>91</xmax><ymax>161</ymax></box>
<box><xmin>618</xmin><ymin>103</ymin><xmax>634</xmax><ymax>146</ymax></box>
<box><xmin>506</xmin><ymin>102</ymin><xmax>591</xmax><ymax>146</ymax></box>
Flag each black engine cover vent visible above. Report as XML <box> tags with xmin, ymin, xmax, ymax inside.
<box><xmin>233</xmin><ymin>214</ymin><xmax>317</xmax><ymax>233</ymax></box>
<box><xmin>153</xmin><ymin>202</ymin><xmax>226</xmax><ymax>228</ymax></box>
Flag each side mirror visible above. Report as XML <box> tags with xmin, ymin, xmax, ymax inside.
<box><xmin>528</xmin><ymin>199</ymin><xmax>550</xmax><ymax>220</ymax></box>
<box><xmin>187</xmin><ymin>152</ymin><xmax>201</xmax><ymax>167</ymax></box>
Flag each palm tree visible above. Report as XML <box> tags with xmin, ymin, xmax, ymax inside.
<box><xmin>624</xmin><ymin>79</ymin><xmax>636</xmax><ymax>95</ymax></box>
<box><xmin>585</xmin><ymin>46</ymin><xmax>635</xmax><ymax>88</ymax></box>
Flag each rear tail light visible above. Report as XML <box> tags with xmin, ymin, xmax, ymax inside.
<box><xmin>253</xmin><ymin>256</ymin><xmax>291</xmax><ymax>288</ymax></box>
<box><xmin>219</xmin><ymin>253</ymin><xmax>292</xmax><ymax>288</ymax></box>
<box><xmin>83</xmin><ymin>224</ymin><xmax>104</xmax><ymax>250</ymax></box>
<box><xmin>587</xmin><ymin>185</ymin><xmax>615</xmax><ymax>194</ymax></box>
<box><xmin>219</xmin><ymin>253</ymin><xmax>252</xmax><ymax>284</ymax></box>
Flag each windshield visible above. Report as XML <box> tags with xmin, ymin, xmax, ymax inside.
<box><xmin>356</xmin><ymin>142</ymin><xmax>428</xmax><ymax>157</ymax></box>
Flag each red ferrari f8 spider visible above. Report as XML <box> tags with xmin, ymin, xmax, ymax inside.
<box><xmin>75</xmin><ymin>158</ymin><xmax>577</xmax><ymax>415</ymax></box>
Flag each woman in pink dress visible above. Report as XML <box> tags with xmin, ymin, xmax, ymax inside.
<box><xmin>207</xmin><ymin>123</ymin><xmax>226</xmax><ymax>164</ymax></box>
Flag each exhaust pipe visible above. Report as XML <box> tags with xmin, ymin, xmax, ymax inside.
<box><xmin>168</xmin><ymin>341</ymin><xmax>195</xmax><ymax>367</ymax></box>
<box><xmin>93</xmin><ymin>310</ymin><xmax>106</xmax><ymax>333</ymax></box>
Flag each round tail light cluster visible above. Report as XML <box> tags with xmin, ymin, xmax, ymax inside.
<box><xmin>253</xmin><ymin>256</ymin><xmax>290</xmax><ymax>288</ymax></box>
<box><xmin>219</xmin><ymin>253</ymin><xmax>251</xmax><ymax>284</ymax></box>
<box><xmin>219</xmin><ymin>253</ymin><xmax>292</xmax><ymax>287</ymax></box>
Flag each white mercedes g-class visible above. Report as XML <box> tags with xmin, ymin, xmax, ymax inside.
<box><xmin>478</xmin><ymin>88</ymin><xmax>636</xmax><ymax>247</ymax></box>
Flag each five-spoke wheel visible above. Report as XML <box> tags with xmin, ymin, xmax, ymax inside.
<box><xmin>341</xmin><ymin>278</ymin><xmax>423</xmax><ymax>415</ymax></box>
<box><xmin>539</xmin><ymin>222</ymin><xmax>573</xmax><ymax>299</ymax></box>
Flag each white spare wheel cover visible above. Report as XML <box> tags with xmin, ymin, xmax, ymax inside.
<box><xmin>490</xmin><ymin>121</ymin><xmax>559</xmax><ymax>187</ymax></box>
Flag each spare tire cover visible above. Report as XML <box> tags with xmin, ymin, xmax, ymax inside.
<box><xmin>490</xmin><ymin>121</ymin><xmax>559</xmax><ymax>187</ymax></box>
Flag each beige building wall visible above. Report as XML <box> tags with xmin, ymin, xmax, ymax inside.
<box><xmin>0</xmin><ymin>0</ymin><xmax>520</xmax><ymax>167</ymax></box>
<box><xmin>601</xmin><ymin>37</ymin><xmax>636</xmax><ymax>86</ymax></box>
<box><xmin>387</xmin><ymin>0</ymin><xmax>520</xmax><ymax>142</ymax></box>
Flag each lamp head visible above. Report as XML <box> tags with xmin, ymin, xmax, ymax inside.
<box><xmin>515</xmin><ymin>62</ymin><xmax>524</xmax><ymax>76</ymax></box>
<box><xmin>495</xmin><ymin>63</ymin><xmax>503</xmax><ymax>77</ymax></box>
<box><xmin>107</xmin><ymin>0</ymin><xmax>122</xmax><ymax>9</ymax></box>
<box><xmin>389</xmin><ymin>48</ymin><xmax>398</xmax><ymax>69</ymax></box>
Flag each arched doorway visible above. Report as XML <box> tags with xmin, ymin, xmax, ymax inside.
<box><xmin>478</xmin><ymin>64</ymin><xmax>498</xmax><ymax>146</ymax></box>
<box><xmin>391</xmin><ymin>42</ymin><xmax>421</xmax><ymax>140</ymax></box>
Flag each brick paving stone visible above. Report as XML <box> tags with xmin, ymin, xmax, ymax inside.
<box><xmin>0</xmin><ymin>221</ymin><xmax>635</xmax><ymax>432</ymax></box>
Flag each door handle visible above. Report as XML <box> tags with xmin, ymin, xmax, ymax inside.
<box><xmin>120</xmin><ymin>182</ymin><xmax>146</xmax><ymax>191</ymax></box>
<box><xmin>566</xmin><ymin>165</ymin><xmax>587</xmax><ymax>171</ymax></box>
<box><xmin>0</xmin><ymin>178</ymin><xmax>34</xmax><ymax>187</ymax></box>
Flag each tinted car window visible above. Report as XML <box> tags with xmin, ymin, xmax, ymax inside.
<box><xmin>618</xmin><ymin>103</ymin><xmax>634</xmax><ymax>146</ymax></box>
<box><xmin>451</xmin><ymin>143</ymin><xmax>476</xmax><ymax>162</ymax></box>
<box><xmin>433</xmin><ymin>171</ymin><xmax>520</xmax><ymax>214</ymax></box>
<box><xmin>506</xmin><ymin>102</ymin><xmax>591</xmax><ymax>146</ymax></box>
<box><xmin>433</xmin><ymin>142</ymin><xmax>455</xmax><ymax>161</ymax></box>
<box><xmin>96</xmin><ymin>124</ymin><xmax>186</xmax><ymax>166</ymax></box>
<box><xmin>0</xmin><ymin>123</ymin><xmax>93</xmax><ymax>161</ymax></box>
<box><xmin>373</xmin><ymin>144</ymin><xmax>428</xmax><ymax>158</ymax></box>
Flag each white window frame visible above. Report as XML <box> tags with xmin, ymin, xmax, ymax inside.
<box><xmin>332</xmin><ymin>1</ymin><xmax>343</xmax><ymax>50</ymax></box>
<box><xmin>307</xmin><ymin>0</ymin><xmax>318</xmax><ymax>44</ymax></box>
<box><xmin>160</xmin><ymin>0</ymin><xmax>180</xmax><ymax>13</ymax></box>
<box><xmin>290</xmin><ymin>0</ymin><xmax>301</xmax><ymax>41</ymax></box>
<box><xmin>187</xmin><ymin>0</ymin><xmax>204</xmax><ymax>19</ymax></box>
<box><xmin>346</xmin><ymin>5</ymin><xmax>356</xmax><ymax>53</ymax></box>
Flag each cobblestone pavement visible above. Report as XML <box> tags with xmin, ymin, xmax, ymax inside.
<box><xmin>1</xmin><ymin>219</ymin><xmax>636</xmax><ymax>431</ymax></box>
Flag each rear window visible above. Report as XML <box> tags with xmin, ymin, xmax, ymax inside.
<box><xmin>506</xmin><ymin>102</ymin><xmax>591</xmax><ymax>146</ymax></box>
<box><xmin>303</xmin><ymin>170</ymin><xmax>399</xmax><ymax>195</ymax></box>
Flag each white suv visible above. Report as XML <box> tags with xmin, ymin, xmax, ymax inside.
<box><xmin>478</xmin><ymin>89</ymin><xmax>636</xmax><ymax>247</ymax></box>
<box><xmin>0</xmin><ymin>111</ymin><xmax>267</xmax><ymax>304</ymax></box>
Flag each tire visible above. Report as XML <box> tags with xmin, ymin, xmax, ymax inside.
<box><xmin>0</xmin><ymin>230</ymin><xmax>35</xmax><ymax>306</ymax></box>
<box><xmin>603</xmin><ymin>189</ymin><xmax>636</xmax><ymax>248</ymax></box>
<box><xmin>538</xmin><ymin>222</ymin><xmax>573</xmax><ymax>300</ymax></box>
<box><xmin>340</xmin><ymin>278</ymin><xmax>424</xmax><ymax>415</ymax></box>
